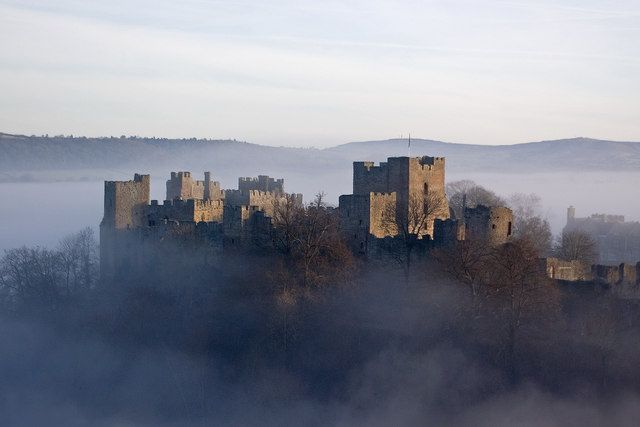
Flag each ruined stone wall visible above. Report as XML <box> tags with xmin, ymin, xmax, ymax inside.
<box><xmin>222</xmin><ymin>205</ymin><xmax>253</xmax><ymax>243</ymax></box>
<box><xmin>592</xmin><ymin>264</ymin><xmax>620</xmax><ymax>285</ymax></box>
<box><xmin>225</xmin><ymin>189</ymin><xmax>300</xmax><ymax>217</ymax></box>
<box><xmin>433</xmin><ymin>218</ymin><xmax>465</xmax><ymax>247</ymax></box>
<box><xmin>339</xmin><ymin>192</ymin><xmax>397</xmax><ymax>254</ymax></box>
<box><xmin>464</xmin><ymin>205</ymin><xmax>513</xmax><ymax>246</ymax></box>
<box><xmin>339</xmin><ymin>194</ymin><xmax>373</xmax><ymax>254</ymax></box>
<box><xmin>146</xmin><ymin>199</ymin><xmax>224</xmax><ymax>224</ymax></box>
<box><xmin>166</xmin><ymin>171</ymin><xmax>224</xmax><ymax>201</ymax></box>
<box><xmin>238</xmin><ymin>175</ymin><xmax>285</xmax><ymax>194</ymax></box>
<box><xmin>540</xmin><ymin>257</ymin><xmax>592</xmax><ymax>282</ymax></box>
<box><xmin>619</xmin><ymin>263</ymin><xmax>638</xmax><ymax>285</ymax></box>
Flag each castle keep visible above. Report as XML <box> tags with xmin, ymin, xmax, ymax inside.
<box><xmin>338</xmin><ymin>156</ymin><xmax>513</xmax><ymax>254</ymax></box>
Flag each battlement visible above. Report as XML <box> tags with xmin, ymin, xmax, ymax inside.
<box><xmin>238</xmin><ymin>175</ymin><xmax>285</xmax><ymax>193</ymax></box>
<box><xmin>414</xmin><ymin>156</ymin><xmax>445</xmax><ymax>171</ymax></box>
<box><xmin>153</xmin><ymin>198</ymin><xmax>224</xmax><ymax>208</ymax></box>
<box><xmin>170</xmin><ymin>171</ymin><xmax>191</xmax><ymax>179</ymax></box>
<box><xmin>166</xmin><ymin>171</ymin><xmax>223</xmax><ymax>201</ymax></box>
<box><xmin>147</xmin><ymin>194</ymin><xmax>224</xmax><ymax>224</ymax></box>
<box><xmin>102</xmin><ymin>174</ymin><xmax>150</xmax><ymax>230</ymax></box>
<box><xmin>354</xmin><ymin>161</ymin><xmax>389</xmax><ymax>171</ymax></box>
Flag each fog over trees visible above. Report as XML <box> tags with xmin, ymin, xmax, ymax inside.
<box><xmin>1</xmin><ymin>189</ymin><xmax>640</xmax><ymax>426</ymax></box>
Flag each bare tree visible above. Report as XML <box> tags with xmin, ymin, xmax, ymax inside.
<box><xmin>555</xmin><ymin>230</ymin><xmax>598</xmax><ymax>263</ymax></box>
<box><xmin>267</xmin><ymin>193</ymin><xmax>355</xmax><ymax>356</ymax></box>
<box><xmin>447</xmin><ymin>180</ymin><xmax>505</xmax><ymax>219</ymax></box>
<box><xmin>271</xmin><ymin>194</ymin><xmax>304</xmax><ymax>255</ymax></box>
<box><xmin>433</xmin><ymin>239</ymin><xmax>491</xmax><ymax>297</ymax></box>
<box><xmin>507</xmin><ymin>193</ymin><xmax>553</xmax><ymax>255</ymax></box>
<box><xmin>483</xmin><ymin>238</ymin><xmax>561</xmax><ymax>382</ymax></box>
<box><xmin>58</xmin><ymin>227</ymin><xmax>99</xmax><ymax>294</ymax></box>
<box><xmin>270</xmin><ymin>192</ymin><xmax>354</xmax><ymax>290</ymax></box>
<box><xmin>436</xmin><ymin>237</ymin><xmax>561</xmax><ymax>382</ymax></box>
<box><xmin>381</xmin><ymin>192</ymin><xmax>447</xmax><ymax>278</ymax></box>
<box><xmin>0</xmin><ymin>246</ymin><xmax>62</xmax><ymax>312</ymax></box>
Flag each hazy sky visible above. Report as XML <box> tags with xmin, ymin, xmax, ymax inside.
<box><xmin>1</xmin><ymin>0</ymin><xmax>638</xmax><ymax>147</ymax></box>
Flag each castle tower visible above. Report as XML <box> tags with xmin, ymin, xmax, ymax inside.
<box><xmin>351</xmin><ymin>156</ymin><xmax>449</xmax><ymax>238</ymax></box>
<box><xmin>100</xmin><ymin>173</ymin><xmax>150</xmax><ymax>282</ymax></box>
<box><xmin>463</xmin><ymin>205</ymin><xmax>513</xmax><ymax>246</ymax></box>
<box><xmin>101</xmin><ymin>173</ymin><xmax>150</xmax><ymax>230</ymax></box>
<box><xmin>567</xmin><ymin>206</ymin><xmax>576</xmax><ymax>225</ymax></box>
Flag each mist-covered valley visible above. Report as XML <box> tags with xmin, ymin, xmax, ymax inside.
<box><xmin>2</xmin><ymin>134</ymin><xmax>640</xmax><ymax>426</ymax></box>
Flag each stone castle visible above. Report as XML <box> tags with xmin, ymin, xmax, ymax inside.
<box><xmin>99</xmin><ymin>155</ymin><xmax>513</xmax><ymax>279</ymax></box>
<box><xmin>337</xmin><ymin>156</ymin><xmax>512</xmax><ymax>254</ymax></box>
<box><xmin>100</xmin><ymin>171</ymin><xmax>302</xmax><ymax>280</ymax></box>
<box><xmin>565</xmin><ymin>206</ymin><xmax>640</xmax><ymax>265</ymax></box>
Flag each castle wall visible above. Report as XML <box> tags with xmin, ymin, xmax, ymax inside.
<box><xmin>239</xmin><ymin>175</ymin><xmax>285</xmax><ymax>194</ymax></box>
<box><xmin>146</xmin><ymin>199</ymin><xmax>224</xmax><ymax>224</ymax></box>
<box><xmin>339</xmin><ymin>192</ymin><xmax>397</xmax><ymax>254</ymax></box>
<box><xmin>433</xmin><ymin>218</ymin><xmax>465</xmax><ymax>247</ymax></box>
<box><xmin>592</xmin><ymin>264</ymin><xmax>620</xmax><ymax>285</ymax></box>
<box><xmin>540</xmin><ymin>257</ymin><xmax>592</xmax><ymax>282</ymax></box>
<box><xmin>166</xmin><ymin>171</ymin><xmax>223</xmax><ymax>201</ymax></box>
<box><xmin>100</xmin><ymin>173</ymin><xmax>150</xmax><ymax>282</ymax></box>
<box><xmin>353</xmin><ymin>161</ymin><xmax>390</xmax><ymax>195</ymax></box>
<box><xmin>464</xmin><ymin>205</ymin><xmax>513</xmax><ymax>246</ymax></box>
<box><xmin>102</xmin><ymin>174</ymin><xmax>150</xmax><ymax>229</ymax></box>
<box><xmin>339</xmin><ymin>194</ymin><xmax>373</xmax><ymax>254</ymax></box>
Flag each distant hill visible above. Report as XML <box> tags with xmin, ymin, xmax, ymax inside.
<box><xmin>1</xmin><ymin>133</ymin><xmax>639</xmax><ymax>184</ymax></box>
<box><xmin>330</xmin><ymin>137</ymin><xmax>640</xmax><ymax>172</ymax></box>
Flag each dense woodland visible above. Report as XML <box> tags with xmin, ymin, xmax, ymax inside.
<box><xmin>0</xmin><ymin>184</ymin><xmax>639</xmax><ymax>426</ymax></box>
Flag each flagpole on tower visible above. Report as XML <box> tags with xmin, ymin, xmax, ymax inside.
<box><xmin>408</xmin><ymin>133</ymin><xmax>411</xmax><ymax>157</ymax></box>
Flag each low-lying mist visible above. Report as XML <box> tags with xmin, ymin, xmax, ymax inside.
<box><xmin>2</xmin><ymin>227</ymin><xmax>640</xmax><ymax>426</ymax></box>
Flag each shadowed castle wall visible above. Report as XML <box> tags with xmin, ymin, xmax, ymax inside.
<box><xmin>339</xmin><ymin>192</ymin><xmax>397</xmax><ymax>253</ymax></box>
<box><xmin>464</xmin><ymin>205</ymin><xmax>513</xmax><ymax>246</ymax></box>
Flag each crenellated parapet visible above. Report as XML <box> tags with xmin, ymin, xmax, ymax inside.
<box><xmin>166</xmin><ymin>171</ymin><xmax>224</xmax><ymax>201</ymax></box>
<box><xmin>102</xmin><ymin>173</ymin><xmax>150</xmax><ymax>230</ymax></box>
<box><xmin>238</xmin><ymin>175</ymin><xmax>285</xmax><ymax>194</ymax></box>
<box><xmin>146</xmin><ymin>198</ymin><xmax>224</xmax><ymax>224</ymax></box>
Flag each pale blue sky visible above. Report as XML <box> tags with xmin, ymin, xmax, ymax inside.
<box><xmin>0</xmin><ymin>0</ymin><xmax>638</xmax><ymax>146</ymax></box>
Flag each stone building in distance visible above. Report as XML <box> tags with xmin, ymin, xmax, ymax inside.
<box><xmin>565</xmin><ymin>206</ymin><xmax>640</xmax><ymax>264</ymax></box>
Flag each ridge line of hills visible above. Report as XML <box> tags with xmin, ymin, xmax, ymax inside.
<box><xmin>1</xmin><ymin>133</ymin><xmax>639</xmax><ymax>183</ymax></box>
